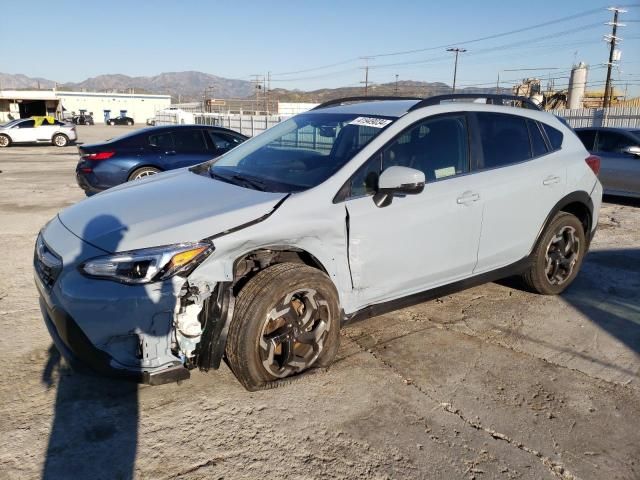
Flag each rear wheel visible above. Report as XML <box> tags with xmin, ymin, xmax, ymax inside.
<box><xmin>521</xmin><ymin>212</ymin><xmax>586</xmax><ymax>295</ymax></box>
<box><xmin>128</xmin><ymin>166</ymin><xmax>160</xmax><ymax>181</ymax></box>
<box><xmin>0</xmin><ymin>134</ymin><xmax>11</xmax><ymax>148</ymax></box>
<box><xmin>52</xmin><ymin>134</ymin><xmax>68</xmax><ymax>147</ymax></box>
<box><xmin>226</xmin><ymin>263</ymin><xmax>340</xmax><ymax>391</ymax></box>
<box><xmin>109</xmin><ymin>120</ymin><xmax>115</xmax><ymax>126</ymax></box>
<box><xmin>126</xmin><ymin>120</ymin><xmax>133</xmax><ymax>126</ymax></box>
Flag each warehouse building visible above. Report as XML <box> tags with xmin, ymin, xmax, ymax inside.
<box><xmin>0</xmin><ymin>90</ymin><xmax>171</xmax><ymax>124</ymax></box>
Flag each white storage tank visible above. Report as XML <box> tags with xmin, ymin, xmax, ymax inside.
<box><xmin>567</xmin><ymin>62</ymin><xmax>588</xmax><ymax>110</ymax></box>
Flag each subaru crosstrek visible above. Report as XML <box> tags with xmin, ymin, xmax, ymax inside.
<box><xmin>34</xmin><ymin>94</ymin><xmax>603</xmax><ymax>391</ymax></box>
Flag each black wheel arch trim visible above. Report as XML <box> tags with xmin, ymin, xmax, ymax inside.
<box><xmin>531</xmin><ymin>190</ymin><xmax>594</xmax><ymax>254</ymax></box>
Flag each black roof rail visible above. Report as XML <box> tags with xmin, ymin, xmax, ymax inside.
<box><xmin>407</xmin><ymin>94</ymin><xmax>541</xmax><ymax>112</ymax></box>
<box><xmin>311</xmin><ymin>96</ymin><xmax>422</xmax><ymax>110</ymax></box>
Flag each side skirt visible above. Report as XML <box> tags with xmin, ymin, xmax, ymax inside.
<box><xmin>342</xmin><ymin>255</ymin><xmax>532</xmax><ymax>325</ymax></box>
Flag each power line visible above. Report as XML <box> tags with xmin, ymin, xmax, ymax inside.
<box><xmin>367</xmin><ymin>6</ymin><xmax>608</xmax><ymax>59</ymax></box>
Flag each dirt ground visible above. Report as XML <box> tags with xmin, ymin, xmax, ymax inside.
<box><xmin>0</xmin><ymin>125</ymin><xmax>638</xmax><ymax>480</ymax></box>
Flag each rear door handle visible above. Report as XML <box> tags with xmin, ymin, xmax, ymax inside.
<box><xmin>165</xmin><ymin>150</ymin><xmax>176</xmax><ymax>156</ymax></box>
<box><xmin>543</xmin><ymin>175</ymin><xmax>561</xmax><ymax>186</ymax></box>
<box><xmin>456</xmin><ymin>191</ymin><xmax>480</xmax><ymax>205</ymax></box>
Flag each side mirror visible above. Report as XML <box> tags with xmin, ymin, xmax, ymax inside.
<box><xmin>373</xmin><ymin>166</ymin><xmax>425</xmax><ymax>208</ymax></box>
<box><xmin>622</xmin><ymin>145</ymin><xmax>640</xmax><ymax>157</ymax></box>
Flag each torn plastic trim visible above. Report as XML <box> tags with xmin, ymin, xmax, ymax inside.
<box><xmin>205</xmin><ymin>194</ymin><xmax>290</xmax><ymax>241</ymax></box>
<box><xmin>194</xmin><ymin>281</ymin><xmax>235</xmax><ymax>371</ymax></box>
<box><xmin>173</xmin><ymin>279</ymin><xmax>215</xmax><ymax>366</ymax></box>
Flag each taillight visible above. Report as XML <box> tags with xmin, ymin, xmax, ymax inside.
<box><xmin>83</xmin><ymin>151</ymin><xmax>115</xmax><ymax>160</ymax></box>
<box><xmin>585</xmin><ymin>155</ymin><xmax>601</xmax><ymax>176</ymax></box>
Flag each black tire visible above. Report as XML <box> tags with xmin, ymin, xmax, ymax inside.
<box><xmin>128</xmin><ymin>166</ymin><xmax>160</xmax><ymax>181</ymax></box>
<box><xmin>52</xmin><ymin>133</ymin><xmax>68</xmax><ymax>147</ymax></box>
<box><xmin>521</xmin><ymin>212</ymin><xmax>586</xmax><ymax>295</ymax></box>
<box><xmin>226</xmin><ymin>263</ymin><xmax>340</xmax><ymax>391</ymax></box>
<box><xmin>109</xmin><ymin>120</ymin><xmax>115</xmax><ymax>126</ymax></box>
<box><xmin>126</xmin><ymin>120</ymin><xmax>133</xmax><ymax>126</ymax></box>
<box><xmin>0</xmin><ymin>134</ymin><xmax>11</xmax><ymax>148</ymax></box>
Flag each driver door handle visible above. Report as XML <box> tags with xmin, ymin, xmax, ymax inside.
<box><xmin>165</xmin><ymin>150</ymin><xmax>176</xmax><ymax>155</ymax></box>
<box><xmin>456</xmin><ymin>191</ymin><xmax>480</xmax><ymax>205</ymax></box>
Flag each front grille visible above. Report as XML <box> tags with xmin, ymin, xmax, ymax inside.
<box><xmin>34</xmin><ymin>234</ymin><xmax>62</xmax><ymax>289</ymax></box>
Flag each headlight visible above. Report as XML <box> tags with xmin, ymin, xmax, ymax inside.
<box><xmin>79</xmin><ymin>242</ymin><xmax>213</xmax><ymax>284</ymax></box>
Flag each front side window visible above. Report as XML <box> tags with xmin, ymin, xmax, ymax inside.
<box><xmin>208</xmin><ymin>131</ymin><xmax>243</xmax><ymax>152</ymax></box>
<box><xmin>347</xmin><ymin>115</ymin><xmax>469</xmax><ymax>199</ymax></box>
<box><xmin>173</xmin><ymin>129</ymin><xmax>207</xmax><ymax>153</ymax></box>
<box><xmin>207</xmin><ymin>113</ymin><xmax>394</xmax><ymax>192</ymax></box>
<box><xmin>596</xmin><ymin>131</ymin><xmax>637</xmax><ymax>154</ymax></box>
<box><xmin>17</xmin><ymin>120</ymin><xmax>35</xmax><ymax>129</ymax></box>
<box><xmin>476</xmin><ymin>112</ymin><xmax>532</xmax><ymax>169</ymax></box>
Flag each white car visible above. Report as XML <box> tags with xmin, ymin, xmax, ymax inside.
<box><xmin>35</xmin><ymin>94</ymin><xmax>602</xmax><ymax>390</ymax></box>
<box><xmin>0</xmin><ymin>117</ymin><xmax>77</xmax><ymax>147</ymax></box>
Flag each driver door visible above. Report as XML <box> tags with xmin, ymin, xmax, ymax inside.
<box><xmin>10</xmin><ymin>119</ymin><xmax>36</xmax><ymax>143</ymax></box>
<box><xmin>343</xmin><ymin>114</ymin><xmax>483</xmax><ymax>306</ymax></box>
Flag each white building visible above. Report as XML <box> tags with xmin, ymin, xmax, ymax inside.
<box><xmin>0</xmin><ymin>89</ymin><xmax>171</xmax><ymax>124</ymax></box>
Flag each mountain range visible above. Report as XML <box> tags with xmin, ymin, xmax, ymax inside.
<box><xmin>0</xmin><ymin>71</ymin><xmax>504</xmax><ymax>103</ymax></box>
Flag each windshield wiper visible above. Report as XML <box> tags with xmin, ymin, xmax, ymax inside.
<box><xmin>209</xmin><ymin>170</ymin><xmax>266</xmax><ymax>191</ymax></box>
<box><xmin>229</xmin><ymin>174</ymin><xmax>267</xmax><ymax>191</ymax></box>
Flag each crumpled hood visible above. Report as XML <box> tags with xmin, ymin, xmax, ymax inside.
<box><xmin>59</xmin><ymin>169</ymin><xmax>287</xmax><ymax>252</ymax></box>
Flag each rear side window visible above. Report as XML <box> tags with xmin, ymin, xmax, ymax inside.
<box><xmin>173</xmin><ymin>129</ymin><xmax>208</xmax><ymax>153</ymax></box>
<box><xmin>576</xmin><ymin>130</ymin><xmax>596</xmax><ymax>150</ymax></box>
<box><xmin>149</xmin><ymin>132</ymin><xmax>174</xmax><ymax>149</ymax></box>
<box><xmin>541</xmin><ymin>123</ymin><xmax>563</xmax><ymax>150</ymax></box>
<box><xmin>475</xmin><ymin>112</ymin><xmax>532</xmax><ymax>169</ymax></box>
<box><xmin>527</xmin><ymin>120</ymin><xmax>549</xmax><ymax>157</ymax></box>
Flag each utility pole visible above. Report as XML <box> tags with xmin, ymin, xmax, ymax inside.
<box><xmin>267</xmin><ymin>71</ymin><xmax>271</xmax><ymax>114</ymax></box>
<box><xmin>603</xmin><ymin>7</ymin><xmax>626</xmax><ymax>108</ymax></box>
<box><xmin>446</xmin><ymin>47</ymin><xmax>466</xmax><ymax>93</ymax></box>
<box><xmin>394</xmin><ymin>74</ymin><xmax>399</xmax><ymax>94</ymax></box>
<box><xmin>360</xmin><ymin>57</ymin><xmax>372</xmax><ymax>96</ymax></box>
<box><xmin>250</xmin><ymin>74</ymin><xmax>264</xmax><ymax>113</ymax></box>
<box><xmin>496</xmin><ymin>72</ymin><xmax>500</xmax><ymax>94</ymax></box>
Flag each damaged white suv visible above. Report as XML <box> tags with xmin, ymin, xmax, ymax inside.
<box><xmin>35</xmin><ymin>95</ymin><xmax>602</xmax><ymax>390</ymax></box>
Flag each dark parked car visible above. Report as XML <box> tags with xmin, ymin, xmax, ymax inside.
<box><xmin>76</xmin><ymin>125</ymin><xmax>247</xmax><ymax>194</ymax></box>
<box><xmin>72</xmin><ymin>114</ymin><xmax>94</xmax><ymax>125</ymax></box>
<box><xmin>108</xmin><ymin>115</ymin><xmax>135</xmax><ymax>126</ymax></box>
<box><xmin>575</xmin><ymin>127</ymin><xmax>640</xmax><ymax>198</ymax></box>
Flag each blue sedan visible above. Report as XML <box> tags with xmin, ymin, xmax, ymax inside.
<box><xmin>76</xmin><ymin>125</ymin><xmax>247</xmax><ymax>195</ymax></box>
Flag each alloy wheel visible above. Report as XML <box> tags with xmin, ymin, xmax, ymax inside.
<box><xmin>0</xmin><ymin>136</ymin><xmax>9</xmax><ymax>147</ymax></box>
<box><xmin>259</xmin><ymin>288</ymin><xmax>330</xmax><ymax>378</ymax></box>
<box><xmin>133</xmin><ymin>169</ymin><xmax>157</xmax><ymax>180</ymax></box>
<box><xmin>544</xmin><ymin>225</ymin><xmax>580</xmax><ymax>285</ymax></box>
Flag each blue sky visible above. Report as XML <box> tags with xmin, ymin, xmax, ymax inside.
<box><xmin>2</xmin><ymin>0</ymin><xmax>639</xmax><ymax>95</ymax></box>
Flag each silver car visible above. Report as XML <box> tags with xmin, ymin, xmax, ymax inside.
<box><xmin>0</xmin><ymin>117</ymin><xmax>77</xmax><ymax>147</ymax></box>
<box><xmin>575</xmin><ymin>127</ymin><xmax>640</xmax><ymax>198</ymax></box>
<box><xmin>34</xmin><ymin>95</ymin><xmax>602</xmax><ymax>391</ymax></box>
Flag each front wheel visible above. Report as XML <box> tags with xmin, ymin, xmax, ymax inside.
<box><xmin>126</xmin><ymin>120</ymin><xmax>133</xmax><ymax>126</ymax></box>
<box><xmin>52</xmin><ymin>134</ymin><xmax>68</xmax><ymax>147</ymax></box>
<box><xmin>0</xmin><ymin>134</ymin><xmax>11</xmax><ymax>147</ymax></box>
<box><xmin>226</xmin><ymin>263</ymin><xmax>340</xmax><ymax>391</ymax></box>
<box><xmin>521</xmin><ymin>212</ymin><xmax>586</xmax><ymax>295</ymax></box>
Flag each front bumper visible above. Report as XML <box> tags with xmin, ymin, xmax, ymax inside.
<box><xmin>34</xmin><ymin>217</ymin><xmax>190</xmax><ymax>384</ymax></box>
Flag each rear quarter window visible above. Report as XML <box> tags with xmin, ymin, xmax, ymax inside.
<box><xmin>541</xmin><ymin>123</ymin><xmax>564</xmax><ymax>151</ymax></box>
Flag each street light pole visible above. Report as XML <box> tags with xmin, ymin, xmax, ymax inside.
<box><xmin>446</xmin><ymin>47</ymin><xmax>466</xmax><ymax>93</ymax></box>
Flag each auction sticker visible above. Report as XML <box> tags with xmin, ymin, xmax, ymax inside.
<box><xmin>348</xmin><ymin>117</ymin><xmax>392</xmax><ymax>128</ymax></box>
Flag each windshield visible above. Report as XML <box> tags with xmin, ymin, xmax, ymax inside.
<box><xmin>1</xmin><ymin>119</ymin><xmax>22</xmax><ymax>128</ymax></box>
<box><xmin>206</xmin><ymin>113</ymin><xmax>394</xmax><ymax>192</ymax></box>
